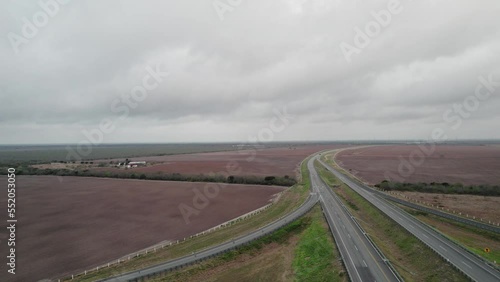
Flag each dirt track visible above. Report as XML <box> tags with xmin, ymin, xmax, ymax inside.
<box><xmin>0</xmin><ymin>176</ymin><xmax>284</xmax><ymax>282</ymax></box>
<box><xmin>335</xmin><ymin>145</ymin><xmax>500</xmax><ymax>185</ymax></box>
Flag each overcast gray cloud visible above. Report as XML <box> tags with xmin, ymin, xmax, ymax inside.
<box><xmin>1</xmin><ymin>0</ymin><xmax>499</xmax><ymax>144</ymax></box>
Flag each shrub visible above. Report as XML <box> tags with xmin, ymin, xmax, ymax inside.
<box><xmin>376</xmin><ymin>181</ymin><xmax>500</xmax><ymax>196</ymax></box>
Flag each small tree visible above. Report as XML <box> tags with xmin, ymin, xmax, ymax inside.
<box><xmin>264</xmin><ymin>176</ymin><xmax>276</xmax><ymax>182</ymax></box>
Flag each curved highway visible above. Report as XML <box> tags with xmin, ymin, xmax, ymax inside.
<box><xmin>102</xmin><ymin>153</ymin><xmax>402</xmax><ymax>282</ymax></box>
<box><xmin>309</xmin><ymin>157</ymin><xmax>400</xmax><ymax>282</ymax></box>
<box><xmin>102</xmin><ymin>182</ymin><xmax>319</xmax><ymax>281</ymax></box>
<box><xmin>319</xmin><ymin>158</ymin><xmax>500</xmax><ymax>282</ymax></box>
<box><xmin>334</xmin><ymin>148</ymin><xmax>500</xmax><ymax>234</ymax></box>
<box><xmin>380</xmin><ymin>191</ymin><xmax>500</xmax><ymax>233</ymax></box>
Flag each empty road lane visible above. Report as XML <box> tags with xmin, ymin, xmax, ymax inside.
<box><xmin>309</xmin><ymin>156</ymin><xmax>400</xmax><ymax>282</ymax></box>
<box><xmin>319</xmin><ymin>158</ymin><xmax>500</xmax><ymax>282</ymax></box>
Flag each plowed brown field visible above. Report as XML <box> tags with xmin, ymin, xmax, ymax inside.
<box><xmin>0</xmin><ymin>176</ymin><xmax>284</xmax><ymax>282</ymax></box>
<box><xmin>95</xmin><ymin>145</ymin><xmax>348</xmax><ymax>178</ymax></box>
<box><xmin>335</xmin><ymin>145</ymin><xmax>500</xmax><ymax>185</ymax></box>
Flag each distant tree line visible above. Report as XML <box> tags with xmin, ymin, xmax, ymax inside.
<box><xmin>375</xmin><ymin>180</ymin><xmax>500</xmax><ymax>196</ymax></box>
<box><xmin>0</xmin><ymin>165</ymin><xmax>296</xmax><ymax>187</ymax></box>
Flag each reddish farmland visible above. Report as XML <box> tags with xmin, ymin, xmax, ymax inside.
<box><xmin>95</xmin><ymin>145</ymin><xmax>348</xmax><ymax>178</ymax></box>
<box><xmin>335</xmin><ymin>145</ymin><xmax>500</xmax><ymax>186</ymax></box>
<box><xmin>0</xmin><ymin>176</ymin><xmax>284</xmax><ymax>282</ymax></box>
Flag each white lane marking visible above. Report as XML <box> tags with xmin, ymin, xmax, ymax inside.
<box><xmin>363</xmin><ymin>260</ymin><xmax>368</xmax><ymax>267</ymax></box>
<box><xmin>408</xmin><ymin>224</ymin><xmax>414</xmax><ymax>229</ymax></box>
<box><xmin>347</xmin><ymin>233</ymin><xmax>351</xmax><ymax>239</ymax></box>
<box><xmin>354</xmin><ymin>245</ymin><xmax>358</xmax><ymax>251</ymax></box>
<box><xmin>439</xmin><ymin>245</ymin><xmax>447</xmax><ymax>252</ymax></box>
<box><xmin>326</xmin><ymin>209</ymin><xmax>364</xmax><ymax>281</ymax></box>
<box><xmin>320</xmin><ymin>160</ymin><xmax>495</xmax><ymax>275</ymax></box>
<box><xmin>462</xmin><ymin>261</ymin><xmax>472</xmax><ymax>269</ymax></box>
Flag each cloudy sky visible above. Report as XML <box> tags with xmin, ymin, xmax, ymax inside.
<box><xmin>1</xmin><ymin>0</ymin><xmax>499</xmax><ymax>144</ymax></box>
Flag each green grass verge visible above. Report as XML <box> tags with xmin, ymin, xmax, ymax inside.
<box><xmin>69</xmin><ymin>157</ymin><xmax>314</xmax><ymax>282</ymax></box>
<box><xmin>315</xmin><ymin>159</ymin><xmax>340</xmax><ymax>187</ymax></box>
<box><xmin>315</xmin><ymin>162</ymin><xmax>468</xmax><ymax>282</ymax></box>
<box><xmin>402</xmin><ymin>206</ymin><xmax>500</xmax><ymax>264</ymax></box>
<box><xmin>148</xmin><ymin>205</ymin><xmax>345</xmax><ymax>282</ymax></box>
<box><xmin>293</xmin><ymin>206</ymin><xmax>345</xmax><ymax>282</ymax></box>
<box><xmin>150</xmin><ymin>207</ymin><xmax>313</xmax><ymax>281</ymax></box>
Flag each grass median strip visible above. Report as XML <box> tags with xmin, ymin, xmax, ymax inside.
<box><xmin>293</xmin><ymin>206</ymin><xmax>346</xmax><ymax>282</ymax></box>
<box><xmin>314</xmin><ymin>161</ymin><xmax>468</xmax><ymax>282</ymax></box>
<box><xmin>147</xmin><ymin>205</ymin><xmax>346</xmax><ymax>282</ymax></box>
<box><xmin>69</xmin><ymin>157</ymin><xmax>313</xmax><ymax>282</ymax></box>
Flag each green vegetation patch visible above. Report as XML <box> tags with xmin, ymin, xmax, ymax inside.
<box><xmin>402</xmin><ymin>206</ymin><xmax>500</xmax><ymax>264</ymax></box>
<box><xmin>314</xmin><ymin>160</ymin><xmax>340</xmax><ymax>187</ymax></box>
<box><xmin>293</xmin><ymin>206</ymin><xmax>344</xmax><ymax>282</ymax></box>
<box><xmin>376</xmin><ymin>181</ymin><xmax>500</xmax><ymax>196</ymax></box>
<box><xmin>5</xmin><ymin>165</ymin><xmax>297</xmax><ymax>187</ymax></box>
<box><xmin>149</xmin><ymin>205</ymin><xmax>345</xmax><ymax>282</ymax></box>
<box><xmin>317</xmin><ymin>163</ymin><xmax>468</xmax><ymax>282</ymax></box>
<box><xmin>221</xmin><ymin>215</ymin><xmax>308</xmax><ymax>262</ymax></box>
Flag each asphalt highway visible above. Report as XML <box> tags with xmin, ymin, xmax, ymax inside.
<box><xmin>308</xmin><ymin>157</ymin><xmax>400</xmax><ymax>282</ymax></box>
<box><xmin>102</xmin><ymin>179</ymin><xmax>319</xmax><ymax>281</ymax></box>
<box><xmin>379</xmin><ymin>191</ymin><xmax>500</xmax><ymax>234</ymax></box>
<box><xmin>319</xmin><ymin>158</ymin><xmax>500</xmax><ymax>282</ymax></box>
<box><xmin>103</xmin><ymin>155</ymin><xmax>399</xmax><ymax>282</ymax></box>
<box><xmin>101</xmin><ymin>152</ymin><xmax>499</xmax><ymax>282</ymax></box>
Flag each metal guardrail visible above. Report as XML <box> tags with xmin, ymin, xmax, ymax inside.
<box><xmin>318</xmin><ymin>174</ymin><xmax>404</xmax><ymax>282</ymax></box>
<box><xmin>382</xmin><ymin>194</ymin><xmax>500</xmax><ymax>273</ymax></box>
<box><xmin>323</xmin><ymin>151</ymin><xmax>500</xmax><ymax>234</ymax></box>
<box><xmin>400</xmin><ymin>208</ymin><xmax>500</xmax><ymax>276</ymax></box>
<box><xmin>319</xmin><ymin>160</ymin><xmax>500</xmax><ymax>281</ymax></box>
<box><xmin>59</xmin><ymin>197</ymin><xmax>280</xmax><ymax>281</ymax></box>
<box><xmin>379</xmin><ymin>193</ymin><xmax>500</xmax><ymax>234</ymax></box>
<box><xmin>100</xmin><ymin>194</ymin><xmax>319</xmax><ymax>281</ymax></box>
<box><xmin>319</xmin><ymin>200</ymin><xmax>352</xmax><ymax>282</ymax></box>
<box><xmin>63</xmin><ymin>156</ymin><xmax>320</xmax><ymax>281</ymax></box>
